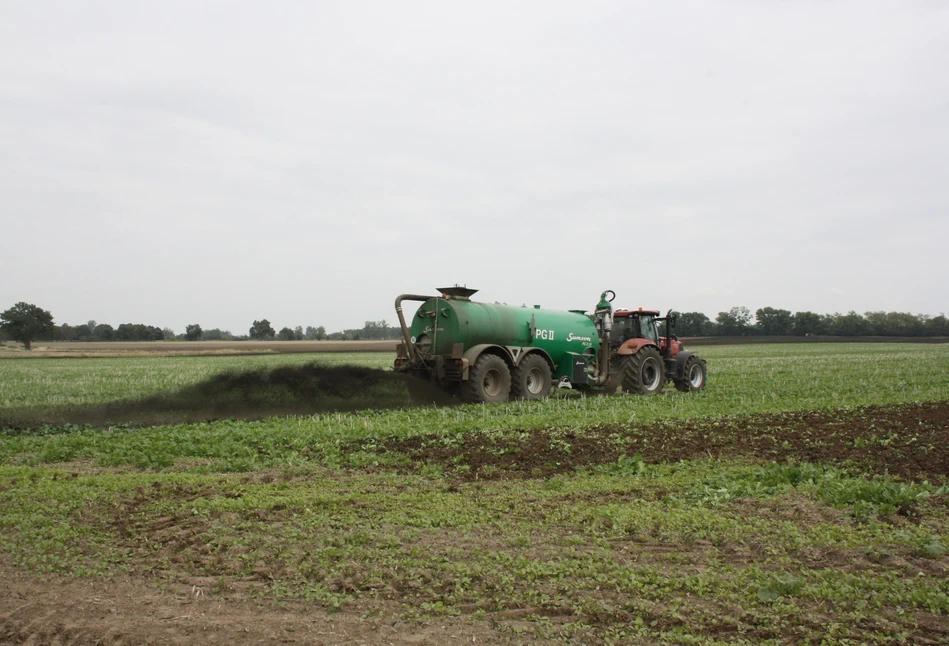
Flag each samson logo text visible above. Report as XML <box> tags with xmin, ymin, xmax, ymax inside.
<box><xmin>566</xmin><ymin>332</ymin><xmax>592</xmax><ymax>343</ymax></box>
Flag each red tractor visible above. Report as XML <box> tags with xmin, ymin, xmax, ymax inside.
<box><xmin>608</xmin><ymin>304</ymin><xmax>707</xmax><ymax>394</ymax></box>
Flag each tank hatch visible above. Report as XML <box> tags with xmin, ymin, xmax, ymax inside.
<box><xmin>438</xmin><ymin>286</ymin><xmax>479</xmax><ymax>301</ymax></box>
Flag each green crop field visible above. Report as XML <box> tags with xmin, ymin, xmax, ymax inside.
<box><xmin>1</xmin><ymin>343</ymin><xmax>948</xmax><ymax>644</ymax></box>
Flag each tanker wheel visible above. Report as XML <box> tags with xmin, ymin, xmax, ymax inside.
<box><xmin>620</xmin><ymin>347</ymin><xmax>665</xmax><ymax>394</ymax></box>
<box><xmin>462</xmin><ymin>354</ymin><xmax>512</xmax><ymax>404</ymax></box>
<box><xmin>511</xmin><ymin>354</ymin><xmax>552</xmax><ymax>401</ymax></box>
<box><xmin>675</xmin><ymin>356</ymin><xmax>707</xmax><ymax>392</ymax></box>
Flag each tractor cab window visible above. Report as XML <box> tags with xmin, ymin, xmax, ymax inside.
<box><xmin>638</xmin><ymin>316</ymin><xmax>660</xmax><ymax>345</ymax></box>
<box><xmin>610</xmin><ymin>316</ymin><xmax>632</xmax><ymax>345</ymax></box>
<box><xmin>612</xmin><ymin>315</ymin><xmax>660</xmax><ymax>345</ymax></box>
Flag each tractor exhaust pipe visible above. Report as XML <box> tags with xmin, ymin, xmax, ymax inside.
<box><xmin>395</xmin><ymin>294</ymin><xmax>439</xmax><ymax>362</ymax></box>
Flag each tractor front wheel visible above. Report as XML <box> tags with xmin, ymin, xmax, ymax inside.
<box><xmin>511</xmin><ymin>354</ymin><xmax>552</xmax><ymax>401</ymax></box>
<box><xmin>674</xmin><ymin>355</ymin><xmax>707</xmax><ymax>392</ymax></box>
<box><xmin>463</xmin><ymin>354</ymin><xmax>512</xmax><ymax>403</ymax></box>
<box><xmin>620</xmin><ymin>347</ymin><xmax>665</xmax><ymax>394</ymax></box>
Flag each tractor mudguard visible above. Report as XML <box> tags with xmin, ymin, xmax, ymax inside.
<box><xmin>672</xmin><ymin>351</ymin><xmax>697</xmax><ymax>380</ymax></box>
<box><xmin>615</xmin><ymin>338</ymin><xmax>659</xmax><ymax>356</ymax></box>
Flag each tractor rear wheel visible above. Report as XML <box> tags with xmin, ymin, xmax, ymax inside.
<box><xmin>620</xmin><ymin>347</ymin><xmax>665</xmax><ymax>394</ymax></box>
<box><xmin>511</xmin><ymin>354</ymin><xmax>552</xmax><ymax>401</ymax></box>
<box><xmin>674</xmin><ymin>355</ymin><xmax>707</xmax><ymax>392</ymax></box>
<box><xmin>462</xmin><ymin>354</ymin><xmax>512</xmax><ymax>403</ymax></box>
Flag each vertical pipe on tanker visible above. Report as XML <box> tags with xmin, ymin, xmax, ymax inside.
<box><xmin>394</xmin><ymin>294</ymin><xmax>438</xmax><ymax>363</ymax></box>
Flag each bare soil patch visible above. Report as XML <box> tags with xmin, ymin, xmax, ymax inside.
<box><xmin>375</xmin><ymin>400</ymin><xmax>949</xmax><ymax>483</ymax></box>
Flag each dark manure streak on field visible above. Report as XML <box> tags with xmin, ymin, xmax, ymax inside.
<box><xmin>0</xmin><ymin>364</ymin><xmax>455</xmax><ymax>430</ymax></box>
<box><xmin>372</xmin><ymin>400</ymin><xmax>949</xmax><ymax>483</ymax></box>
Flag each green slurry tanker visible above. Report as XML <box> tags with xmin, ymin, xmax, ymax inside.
<box><xmin>394</xmin><ymin>287</ymin><xmax>707</xmax><ymax>404</ymax></box>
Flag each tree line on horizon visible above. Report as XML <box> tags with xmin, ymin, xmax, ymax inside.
<box><xmin>2</xmin><ymin>301</ymin><xmax>947</xmax><ymax>350</ymax></box>
<box><xmin>0</xmin><ymin>302</ymin><xmax>403</xmax><ymax>348</ymax></box>
<box><xmin>673</xmin><ymin>306</ymin><xmax>949</xmax><ymax>338</ymax></box>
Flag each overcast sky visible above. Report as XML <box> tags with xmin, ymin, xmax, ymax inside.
<box><xmin>2</xmin><ymin>1</ymin><xmax>947</xmax><ymax>334</ymax></box>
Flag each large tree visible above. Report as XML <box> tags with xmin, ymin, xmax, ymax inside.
<box><xmin>304</xmin><ymin>325</ymin><xmax>326</xmax><ymax>340</ymax></box>
<box><xmin>56</xmin><ymin>323</ymin><xmax>75</xmax><ymax>341</ymax></box>
<box><xmin>249</xmin><ymin>319</ymin><xmax>275</xmax><ymax>340</ymax></box>
<box><xmin>864</xmin><ymin>311</ymin><xmax>926</xmax><ymax>337</ymax></box>
<box><xmin>823</xmin><ymin>311</ymin><xmax>869</xmax><ymax>336</ymax></box>
<box><xmin>673</xmin><ymin>311</ymin><xmax>713</xmax><ymax>337</ymax></box>
<box><xmin>715</xmin><ymin>306</ymin><xmax>753</xmax><ymax>336</ymax></box>
<box><xmin>92</xmin><ymin>323</ymin><xmax>115</xmax><ymax>341</ymax></box>
<box><xmin>72</xmin><ymin>323</ymin><xmax>94</xmax><ymax>341</ymax></box>
<box><xmin>115</xmin><ymin>323</ymin><xmax>164</xmax><ymax>341</ymax></box>
<box><xmin>792</xmin><ymin>311</ymin><xmax>822</xmax><ymax>336</ymax></box>
<box><xmin>0</xmin><ymin>302</ymin><xmax>55</xmax><ymax>350</ymax></box>
<box><xmin>926</xmin><ymin>314</ymin><xmax>949</xmax><ymax>337</ymax></box>
<box><xmin>755</xmin><ymin>307</ymin><xmax>793</xmax><ymax>336</ymax></box>
<box><xmin>185</xmin><ymin>324</ymin><xmax>203</xmax><ymax>341</ymax></box>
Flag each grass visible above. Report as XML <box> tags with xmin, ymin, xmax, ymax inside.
<box><xmin>3</xmin><ymin>343</ymin><xmax>948</xmax><ymax>412</ymax></box>
<box><xmin>2</xmin><ymin>343</ymin><xmax>948</xmax><ymax>472</ymax></box>
<box><xmin>1</xmin><ymin>342</ymin><xmax>948</xmax><ymax>644</ymax></box>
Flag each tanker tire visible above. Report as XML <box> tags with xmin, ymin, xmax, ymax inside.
<box><xmin>620</xmin><ymin>347</ymin><xmax>665</xmax><ymax>394</ymax></box>
<box><xmin>511</xmin><ymin>354</ymin><xmax>552</xmax><ymax>401</ymax></box>
<box><xmin>674</xmin><ymin>355</ymin><xmax>707</xmax><ymax>392</ymax></box>
<box><xmin>462</xmin><ymin>354</ymin><xmax>512</xmax><ymax>404</ymax></box>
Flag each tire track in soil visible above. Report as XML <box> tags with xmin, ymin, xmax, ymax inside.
<box><xmin>375</xmin><ymin>400</ymin><xmax>949</xmax><ymax>483</ymax></box>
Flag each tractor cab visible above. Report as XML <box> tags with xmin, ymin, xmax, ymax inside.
<box><xmin>611</xmin><ymin>309</ymin><xmax>683</xmax><ymax>359</ymax></box>
<box><xmin>611</xmin><ymin>309</ymin><xmax>662</xmax><ymax>347</ymax></box>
